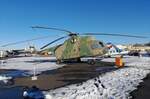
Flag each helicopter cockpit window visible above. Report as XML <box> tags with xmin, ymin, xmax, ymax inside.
<box><xmin>71</xmin><ymin>38</ymin><xmax>77</xmax><ymax>43</ymax></box>
<box><xmin>91</xmin><ymin>43</ymin><xmax>103</xmax><ymax>49</ymax></box>
<box><xmin>99</xmin><ymin>42</ymin><xmax>104</xmax><ymax>47</ymax></box>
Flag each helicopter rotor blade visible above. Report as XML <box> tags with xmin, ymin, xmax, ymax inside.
<box><xmin>1</xmin><ymin>35</ymin><xmax>55</xmax><ymax>47</ymax></box>
<box><xmin>81</xmin><ymin>33</ymin><xmax>147</xmax><ymax>38</ymax></box>
<box><xmin>31</xmin><ymin>26</ymin><xmax>73</xmax><ymax>34</ymax></box>
<box><xmin>40</xmin><ymin>36</ymin><xmax>68</xmax><ymax>49</ymax></box>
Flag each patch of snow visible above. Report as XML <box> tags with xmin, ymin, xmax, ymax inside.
<box><xmin>125</xmin><ymin>57</ymin><xmax>150</xmax><ymax>69</ymax></box>
<box><xmin>0</xmin><ymin>57</ymin><xmax>64</xmax><ymax>75</ymax></box>
<box><xmin>0</xmin><ymin>75</ymin><xmax>12</xmax><ymax>84</ymax></box>
<box><xmin>102</xmin><ymin>56</ymin><xmax>150</xmax><ymax>69</ymax></box>
<box><xmin>44</xmin><ymin>57</ymin><xmax>150</xmax><ymax>99</ymax></box>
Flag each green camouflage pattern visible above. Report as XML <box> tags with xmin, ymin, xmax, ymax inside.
<box><xmin>53</xmin><ymin>36</ymin><xmax>108</xmax><ymax>60</ymax></box>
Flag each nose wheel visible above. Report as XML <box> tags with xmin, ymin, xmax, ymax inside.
<box><xmin>87</xmin><ymin>59</ymin><xmax>95</xmax><ymax>65</ymax></box>
<box><xmin>56</xmin><ymin>59</ymin><xmax>62</xmax><ymax>64</ymax></box>
<box><xmin>77</xmin><ymin>58</ymin><xmax>81</xmax><ymax>62</ymax></box>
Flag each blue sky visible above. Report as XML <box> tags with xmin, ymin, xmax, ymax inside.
<box><xmin>0</xmin><ymin>0</ymin><xmax>150</xmax><ymax>49</ymax></box>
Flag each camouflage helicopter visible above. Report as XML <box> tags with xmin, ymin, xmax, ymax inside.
<box><xmin>31</xmin><ymin>26</ymin><xmax>146</xmax><ymax>64</ymax></box>
<box><xmin>1</xmin><ymin>26</ymin><xmax>146</xmax><ymax>64</ymax></box>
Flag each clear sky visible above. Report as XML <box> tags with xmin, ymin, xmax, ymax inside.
<box><xmin>0</xmin><ymin>0</ymin><xmax>150</xmax><ymax>49</ymax></box>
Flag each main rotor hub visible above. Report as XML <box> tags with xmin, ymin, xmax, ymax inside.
<box><xmin>68</xmin><ymin>33</ymin><xmax>78</xmax><ymax>37</ymax></box>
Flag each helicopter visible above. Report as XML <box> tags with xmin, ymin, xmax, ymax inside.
<box><xmin>1</xmin><ymin>26</ymin><xmax>146</xmax><ymax>64</ymax></box>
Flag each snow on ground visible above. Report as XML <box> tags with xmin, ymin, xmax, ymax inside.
<box><xmin>0</xmin><ymin>56</ymin><xmax>64</xmax><ymax>75</ymax></box>
<box><xmin>102</xmin><ymin>56</ymin><xmax>150</xmax><ymax>69</ymax></box>
<box><xmin>125</xmin><ymin>57</ymin><xmax>150</xmax><ymax>69</ymax></box>
<box><xmin>44</xmin><ymin>56</ymin><xmax>150</xmax><ymax>99</ymax></box>
<box><xmin>0</xmin><ymin>75</ymin><xmax>12</xmax><ymax>84</ymax></box>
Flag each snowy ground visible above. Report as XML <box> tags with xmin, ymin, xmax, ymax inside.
<box><xmin>44</xmin><ymin>56</ymin><xmax>150</xmax><ymax>99</ymax></box>
<box><xmin>0</xmin><ymin>56</ymin><xmax>64</xmax><ymax>75</ymax></box>
<box><xmin>0</xmin><ymin>75</ymin><xmax>12</xmax><ymax>84</ymax></box>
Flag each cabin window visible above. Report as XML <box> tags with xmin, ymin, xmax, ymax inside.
<box><xmin>91</xmin><ymin>43</ymin><xmax>103</xmax><ymax>49</ymax></box>
<box><xmin>71</xmin><ymin>38</ymin><xmax>77</xmax><ymax>43</ymax></box>
<box><xmin>99</xmin><ymin>42</ymin><xmax>104</xmax><ymax>47</ymax></box>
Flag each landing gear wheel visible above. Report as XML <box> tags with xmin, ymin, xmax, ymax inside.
<box><xmin>77</xmin><ymin>58</ymin><xmax>81</xmax><ymax>63</ymax></box>
<box><xmin>87</xmin><ymin>59</ymin><xmax>95</xmax><ymax>65</ymax></box>
<box><xmin>56</xmin><ymin>59</ymin><xmax>62</xmax><ymax>64</ymax></box>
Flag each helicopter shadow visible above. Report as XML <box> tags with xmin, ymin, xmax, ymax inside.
<box><xmin>57</xmin><ymin>66</ymin><xmax>129</xmax><ymax>86</ymax></box>
<box><xmin>24</xmin><ymin>59</ymin><xmax>57</xmax><ymax>63</ymax></box>
<box><xmin>55</xmin><ymin>61</ymin><xmax>121</xmax><ymax>85</ymax></box>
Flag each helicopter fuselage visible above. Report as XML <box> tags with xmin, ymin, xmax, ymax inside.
<box><xmin>54</xmin><ymin>36</ymin><xmax>108</xmax><ymax>60</ymax></box>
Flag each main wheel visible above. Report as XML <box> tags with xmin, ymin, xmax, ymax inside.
<box><xmin>87</xmin><ymin>59</ymin><xmax>95</xmax><ymax>65</ymax></box>
<box><xmin>77</xmin><ymin>58</ymin><xmax>81</xmax><ymax>62</ymax></box>
<box><xmin>56</xmin><ymin>59</ymin><xmax>62</xmax><ymax>64</ymax></box>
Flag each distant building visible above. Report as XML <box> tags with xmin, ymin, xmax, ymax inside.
<box><xmin>126</xmin><ymin>45</ymin><xmax>150</xmax><ymax>51</ymax></box>
<box><xmin>0</xmin><ymin>50</ymin><xmax>8</xmax><ymax>58</ymax></box>
<box><xmin>105</xmin><ymin>43</ymin><xmax>129</xmax><ymax>57</ymax></box>
<box><xmin>25</xmin><ymin>46</ymin><xmax>36</xmax><ymax>53</ymax></box>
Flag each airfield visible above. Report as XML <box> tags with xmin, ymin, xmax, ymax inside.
<box><xmin>0</xmin><ymin>55</ymin><xmax>150</xmax><ymax>99</ymax></box>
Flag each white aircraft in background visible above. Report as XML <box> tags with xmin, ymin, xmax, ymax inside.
<box><xmin>0</xmin><ymin>50</ymin><xmax>9</xmax><ymax>58</ymax></box>
<box><xmin>105</xmin><ymin>43</ymin><xmax>129</xmax><ymax>57</ymax></box>
<box><xmin>0</xmin><ymin>45</ymin><xmax>37</xmax><ymax>58</ymax></box>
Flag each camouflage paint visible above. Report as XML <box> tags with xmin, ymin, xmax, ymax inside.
<box><xmin>45</xmin><ymin>36</ymin><xmax>108</xmax><ymax>60</ymax></box>
<box><xmin>79</xmin><ymin>36</ymin><xmax>93</xmax><ymax>56</ymax></box>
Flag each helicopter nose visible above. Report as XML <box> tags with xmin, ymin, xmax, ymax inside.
<box><xmin>103</xmin><ymin>47</ymin><xmax>109</xmax><ymax>54</ymax></box>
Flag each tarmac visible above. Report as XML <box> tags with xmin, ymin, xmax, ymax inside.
<box><xmin>14</xmin><ymin>61</ymin><xmax>116</xmax><ymax>90</ymax></box>
<box><xmin>131</xmin><ymin>74</ymin><xmax>150</xmax><ymax>99</ymax></box>
<box><xmin>0</xmin><ymin>56</ymin><xmax>150</xmax><ymax>99</ymax></box>
<box><xmin>0</xmin><ymin>61</ymin><xmax>116</xmax><ymax>99</ymax></box>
